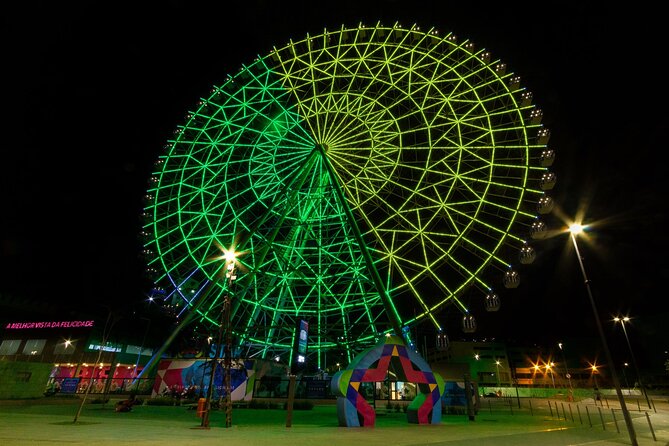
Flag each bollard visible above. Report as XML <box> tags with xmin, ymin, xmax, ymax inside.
<box><xmin>528</xmin><ymin>399</ymin><xmax>533</xmax><ymax>416</ymax></box>
<box><xmin>196</xmin><ymin>397</ymin><xmax>206</xmax><ymax>418</ymax></box>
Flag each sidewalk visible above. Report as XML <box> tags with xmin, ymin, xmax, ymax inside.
<box><xmin>0</xmin><ymin>396</ymin><xmax>668</xmax><ymax>445</ymax></box>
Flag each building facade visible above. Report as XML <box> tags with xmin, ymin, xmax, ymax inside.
<box><xmin>1</xmin><ymin>318</ymin><xmax>154</xmax><ymax>395</ymax></box>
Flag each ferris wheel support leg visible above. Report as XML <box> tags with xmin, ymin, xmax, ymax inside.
<box><xmin>134</xmin><ymin>280</ymin><xmax>217</xmax><ymax>383</ymax></box>
<box><xmin>317</xmin><ymin>144</ymin><xmax>404</xmax><ymax>339</ymax></box>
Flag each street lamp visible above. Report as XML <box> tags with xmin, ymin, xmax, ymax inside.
<box><xmin>558</xmin><ymin>342</ymin><xmax>573</xmax><ymax>400</ymax></box>
<box><xmin>614</xmin><ymin>316</ymin><xmax>651</xmax><ymax>408</ymax></box>
<box><xmin>222</xmin><ymin>253</ymin><xmax>238</xmax><ymax>428</ymax></box>
<box><xmin>495</xmin><ymin>360</ymin><xmax>501</xmax><ymax>387</ymax></box>
<box><xmin>546</xmin><ymin>362</ymin><xmax>556</xmax><ymax>388</ymax></box>
<box><xmin>200</xmin><ymin>249</ymin><xmax>238</xmax><ymax>429</ymax></box>
<box><xmin>622</xmin><ymin>362</ymin><xmax>631</xmax><ymax>394</ymax></box>
<box><xmin>531</xmin><ymin>363</ymin><xmax>541</xmax><ymax>386</ymax></box>
<box><xmin>590</xmin><ymin>363</ymin><xmax>599</xmax><ymax>389</ymax></box>
<box><xmin>568</xmin><ymin>223</ymin><xmax>638</xmax><ymax>446</ymax></box>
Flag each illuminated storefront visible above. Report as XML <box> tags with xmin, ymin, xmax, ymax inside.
<box><xmin>1</xmin><ymin>319</ymin><xmax>154</xmax><ymax>394</ymax></box>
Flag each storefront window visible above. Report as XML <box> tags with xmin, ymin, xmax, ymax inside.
<box><xmin>22</xmin><ymin>339</ymin><xmax>47</xmax><ymax>355</ymax></box>
<box><xmin>0</xmin><ymin>339</ymin><xmax>21</xmax><ymax>355</ymax></box>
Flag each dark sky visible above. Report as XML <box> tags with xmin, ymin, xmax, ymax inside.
<box><xmin>2</xmin><ymin>2</ymin><xmax>667</xmax><ymax>367</ymax></box>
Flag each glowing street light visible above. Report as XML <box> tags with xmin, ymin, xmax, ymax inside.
<box><xmin>614</xmin><ymin>316</ymin><xmax>651</xmax><ymax>408</ymax></box>
<box><xmin>568</xmin><ymin>222</ymin><xmax>638</xmax><ymax>445</ymax></box>
<box><xmin>201</xmin><ymin>248</ymin><xmax>238</xmax><ymax>429</ymax></box>
<box><xmin>590</xmin><ymin>363</ymin><xmax>599</xmax><ymax>389</ymax></box>
<box><xmin>495</xmin><ymin>359</ymin><xmax>501</xmax><ymax>387</ymax></box>
<box><xmin>545</xmin><ymin>362</ymin><xmax>556</xmax><ymax>388</ymax></box>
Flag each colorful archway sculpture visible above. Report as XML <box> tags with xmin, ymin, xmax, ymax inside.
<box><xmin>330</xmin><ymin>335</ymin><xmax>444</xmax><ymax>427</ymax></box>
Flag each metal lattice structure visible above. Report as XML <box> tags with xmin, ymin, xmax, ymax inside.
<box><xmin>142</xmin><ymin>22</ymin><xmax>556</xmax><ymax>370</ymax></box>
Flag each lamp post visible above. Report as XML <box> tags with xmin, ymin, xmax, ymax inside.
<box><xmin>495</xmin><ymin>359</ymin><xmax>501</xmax><ymax>387</ymax></box>
<box><xmin>532</xmin><ymin>363</ymin><xmax>541</xmax><ymax>385</ymax></box>
<box><xmin>223</xmin><ymin>257</ymin><xmax>237</xmax><ymax>428</ymax></box>
<box><xmin>591</xmin><ymin>364</ymin><xmax>599</xmax><ymax>390</ymax></box>
<box><xmin>200</xmin><ymin>249</ymin><xmax>238</xmax><ymax>429</ymax></box>
<box><xmin>569</xmin><ymin>223</ymin><xmax>638</xmax><ymax>446</ymax></box>
<box><xmin>546</xmin><ymin>362</ymin><xmax>556</xmax><ymax>388</ymax></box>
<box><xmin>614</xmin><ymin>316</ymin><xmax>651</xmax><ymax>408</ymax></box>
<box><xmin>558</xmin><ymin>343</ymin><xmax>573</xmax><ymax>399</ymax></box>
<box><xmin>622</xmin><ymin>362</ymin><xmax>631</xmax><ymax>394</ymax></box>
<box><xmin>74</xmin><ymin>309</ymin><xmax>120</xmax><ymax>423</ymax></box>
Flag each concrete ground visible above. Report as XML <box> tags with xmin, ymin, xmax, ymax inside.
<box><xmin>1</xmin><ymin>395</ymin><xmax>668</xmax><ymax>445</ymax></box>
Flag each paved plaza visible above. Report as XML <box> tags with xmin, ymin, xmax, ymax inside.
<box><xmin>1</xmin><ymin>395</ymin><xmax>668</xmax><ymax>445</ymax></box>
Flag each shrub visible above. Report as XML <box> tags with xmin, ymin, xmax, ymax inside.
<box><xmin>248</xmin><ymin>399</ymin><xmax>271</xmax><ymax>409</ymax></box>
<box><xmin>90</xmin><ymin>397</ymin><xmax>109</xmax><ymax>404</ymax></box>
<box><xmin>293</xmin><ymin>400</ymin><xmax>314</xmax><ymax>410</ymax></box>
<box><xmin>146</xmin><ymin>397</ymin><xmax>179</xmax><ymax>406</ymax></box>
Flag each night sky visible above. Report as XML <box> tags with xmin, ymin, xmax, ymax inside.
<box><xmin>2</xmin><ymin>2</ymin><xmax>667</xmax><ymax>368</ymax></box>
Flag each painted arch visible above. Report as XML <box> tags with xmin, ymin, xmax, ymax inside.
<box><xmin>330</xmin><ymin>335</ymin><xmax>444</xmax><ymax>427</ymax></box>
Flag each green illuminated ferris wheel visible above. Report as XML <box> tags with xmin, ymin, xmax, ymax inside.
<box><xmin>143</xmin><ymin>22</ymin><xmax>556</xmax><ymax>369</ymax></box>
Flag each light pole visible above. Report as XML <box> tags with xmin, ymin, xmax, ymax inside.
<box><xmin>558</xmin><ymin>342</ymin><xmax>573</xmax><ymax>400</ymax></box>
<box><xmin>495</xmin><ymin>360</ymin><xmax>501</xmax><ymax>387</ymax></box>
<box><xmin>569</xmin><ymin>223</ymin><xmax>638</xmax><ymax>446</ymax></box>
<box><xmin>622</xmin><ymin>362</ymin><xmax>631</xmax><ymax>394</ymax></box>
<box><xmin>614</xmin><ymin>316</ymin><xmax>651</xmax><ymax>408</ymax></box>
<box><xmin>532</xmin><ymin>363</ymin><xmax>541</xmax><ymax>385</ymax></box>
<box><xmin>223</xmin><ymin>256</ymin><xmax>237</xmax><ymax>428</ymax></box>
<box><xmin>590</xmin><ymin>364</ymin><xmax>599</xmax><ymax>390</ymax></box>
<box><xmin>200</xmin><ymin>249</ymin><xmax>238</xmax><ymax>429</ymax></box>
<box><xmin>74</xmin><ymin>309</ymin><xmax>120</xmax><ymax>423</ymax></box>
<box><xmin>546</xmin><ymin>362</ymin><xmax>555</xmax><ymax>388</ymax></box>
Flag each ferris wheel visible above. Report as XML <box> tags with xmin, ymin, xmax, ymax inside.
<box><xmin>142</xmin><ymin>22</ymin><xmax>556</xmax><ymax>370</ymax></box>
